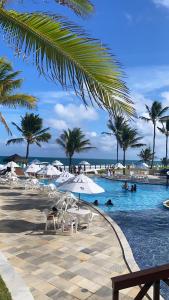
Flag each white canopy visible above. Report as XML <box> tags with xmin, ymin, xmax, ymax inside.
<box><xmin>26</xmin><ymin>163</ymin><xmax>41</xmax><ymax>173</ymax></box>
<box><xmin>37</xmin><ymin>165</ymin><xmax>61</xmax><ymax>176</ymax></box>
<box><xmin>52</xmin><ymin>160</ymin><xmax>63</xmax><ymax>166</ymax></box>
<box><xmin>137</xmin><ymin>162</ymin><xmax>149</xmax><ymax>169</ymax></box>
<box><xmin>79</xmin><ymin>161</ymin><xmax>90</xmax><ymax>165</ymax></box>
<box><xmin>114</xmin><ymin>163</ymin><xmax>126</xmax><ymax>169</ymax></box>
<box><xmin>55</xmin><ymin>171</ymin><xmax>74</xmax><ymax>183</ymax></box>
<box><xmin>31</xmin><ymin>159</ymin><xmax>41</xmax><ymax>164</ymax></box>
<box><xmin>0</xmin><ymin>164</ymin><xmax>5</xmax><ymax>170</ymax></box>
<box><xmin>59</xmin><ymin>174</ymin><xmax>104</xmax><ymax>194</ymax></box>
<box><xmin>5</xmin><ymin>161</ymin><xmax>20</xmax><ymax>168</ymax></box>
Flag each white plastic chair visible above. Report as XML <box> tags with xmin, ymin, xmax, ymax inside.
<box><xmin>43</xmin><ymin>209</ymin><xmax>57</xmax><ymax>232</ymax></box>
<box><xmin>61</xmin><ymin>212</ymin><xmax>78</xmax><ymax>235</ymax></box>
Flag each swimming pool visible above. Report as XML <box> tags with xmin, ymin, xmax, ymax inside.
<box><xmin>81</xmin><ymin>177</ymin><xmax>169</xmax><ymax>212</ymax></box>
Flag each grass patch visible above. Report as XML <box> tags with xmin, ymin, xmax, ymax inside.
<box><xmin>0</xmin><ymin>276</ymin><xmax>12</xmax><ymax>300</ymax></box>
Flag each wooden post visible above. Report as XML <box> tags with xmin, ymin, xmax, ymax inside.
<box><xmin>153</xmin><ymin>281</ymin><xmax>160</xmax><ymax>300</ymax></box>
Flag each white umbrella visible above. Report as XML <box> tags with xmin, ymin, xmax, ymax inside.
<box><xmin>26</xmin><ymin>163</ymin><xmax>41</xmax><ymax>173</ymax></box>
<box><xmin>137</xmin><ymin>162</ymin><xmax>149</xmax><ymax>169</ymax></box>
<box><xmin>5</xmin><ymin>161</ymin><xmax>20</xmax><ymax>168</ymax></box>
<box><xmin>31</xmin><ymin>159</ymin><xmax>41</xmax><ymax>165</ymax></box>
<box><xmin>0</xmin><ymin>164</ymin><xmax>5</xmax><ymax>170</ymax></box>
<box><xmin>55</xmin><ymin>171</ymin><xmax>74</xmax><ymax>183</ymax></box>
<box><xmin>59</xmin><ymin>174</ymin><xmax>104</xmax><ymax>197</ymax></box>
<box><xmin>52</xmin><ymin>160</ymin><xmax>63</xmax><ymax>166</ymax></box>
<box><xmin>114</xmin><ymin>163</ymin><xmax>126</xmax><ymax>169</ymax></box>
<box><xmin>79</xmin><ymin>161</ymin><xmax>90</xmax><ymax>165</ymax></box>
<box><xmin>37</xmin><ymin>165</ymin><xmax>61</xmax><ymax>176</ymax></box>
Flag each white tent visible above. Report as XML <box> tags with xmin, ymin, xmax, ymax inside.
<box><xmin>26</xmin><ymin>163</ymin><xmax>41</xmax><ymax>173</ymax></box>
<box><xmin>52</xmin><ymin>160</ymin><xmax>63</xmax><ymax>166</ymax></box>
<box><xmin>37</xmin><ymin>165</ymin><xmax>61</xmax><ymax>176</ymax></box>
<box><xmin>55</xmin><ymin>171</ymin><xmax>74</xmax><ymax>183</ymax></box>
<box><xmin>59</xmin><ymin>174</ymin><xmax>104</xmax><ymax>195</ymax></box>
<box><xmin>137</xmin><ymin>162</ymin><xmax>149</xmax><ymax>169</ymax></box>
<box><xmin>114</xmin><ymin>163</ymin><xmax>126</xmax><ymax>169</ymax></box>
<box><xmin>79</xmin><ymin>161</ymin><xmax>90</xmax><ymax>165</ymax></box>
<box><xmin>31</xmin><ymin>159</ymin><xmax>41</xmax><ymax>165</ymax></box>
<box><xmin>5</xmin><ymin>161</ymin><xmax>20</xmax><ymax>168</ymax></box>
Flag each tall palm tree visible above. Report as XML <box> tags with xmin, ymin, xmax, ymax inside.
<box><xmin>0</xmin><ymin>57</ymin><xmax>37</xmax><ymax>133</ymax></box>
<box><xmin>6</xmin><ymin>113</ymin><xmax>51</xmax><ymax>161</ymax></box>
<box><xmin>140</xmin><ymin>101</ymin><xmax>169</xmax><ymax>168</ymax></box>
<box><xmin>0</xmin><ymin>0</ymin><xmax>134</xmax><ymax>115</ymax></box>
<box><xmin>158</xmin><ymin>120</ymin><xmax>169</xmax><ymax>166</ymax></box>
<box><xmin>138</xmin><ymin>147</ymin><xmax>153</xmax><ymax>164</ymax></box>
<box><xmin>56</xmin><ymin>128</ymin><xmax>94</xmax><ymax>170</ymax></box>
<box><xmin>119</xmin><ymin>124</ymin><xmax>145</xmax><ymax>170</ymax></box>
<box><xmin>102</xmin><ymin>115</ymin><xmax>127</xmax><ymax>163</ymax></box>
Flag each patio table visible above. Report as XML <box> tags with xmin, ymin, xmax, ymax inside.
<box><xmin>67</xmin><ymin>208</ymin><xmax>91</xmax><ymax>215</ymax></box>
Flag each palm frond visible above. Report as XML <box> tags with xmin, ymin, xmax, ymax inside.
<box><xmin>0</xmin><ymin>94</ymin><xmax>37</xmax><ymax>108</ymax></box>
<box><xmin>6</xmin><ymin>137</ymin><xmax>24</xmax><ymax>145</ymax></box>
<box><xmin>11</xmin><ymin>122</ymin><xmax>23</xmax><ymax>133</ymax></box>
<box><xmin>0</xmin><ymin>9</ymin><xmax>133</xmax><ymax>114</ymax></box>
<box><xmin>56</xmin><ymin>0</ymin><xmax>94</xmax><ymax>16</ymax></box>
<box><xmin>140</xmin><ymin>116</ymin><xmax>151</xmax><ymax>122</ymax></box>
<box><xmin>101</xmin><ymin>131</ymin><xmax>112</xmax><ymax>136</ymax></box>
<box><xmin>0</xmin><ymin>112</ymin><xmax>11</xmax><ymax>134</ymax></box>
<box><xmin>158</xmin><ymin>107</ymin><xmax>169</xmax><ymax>117</ymax></box>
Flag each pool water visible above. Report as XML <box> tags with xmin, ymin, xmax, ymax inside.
<box><xmin>81</xmin><ymin>177</ymin><xmax>169</xmax><ymax>212</ymax></box>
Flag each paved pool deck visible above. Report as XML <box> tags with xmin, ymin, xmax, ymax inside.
<box><xmin>0</xmin><ymin>184</ymin><xmax>146</xmax><ymax>300</ymax></box>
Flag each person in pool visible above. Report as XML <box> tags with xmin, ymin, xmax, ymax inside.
<box><xmin>122</xmin><ymin>182</ymin><xmax>128</xmax><ymax>190</ymax></box>
<box><xmin>130</xmin><ymin>185</ymin><xmax>134</xmax><ymax>192</ymax></box>
<box><xmin>133</xmin><ymin>184</ymin><xmax>137</xmax><ymax>191</ymax></box>
<box><xmin>105</xmin><ymin>199</ymin><xmax>114</xmax><ymax>206</ymax></box>
<box><xmin>93</xmin><ymin>200</ymin><xmax>99</xmax><ymax>206</ymax></box>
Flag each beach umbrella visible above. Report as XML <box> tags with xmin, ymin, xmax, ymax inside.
<box><xmin>114</xmin><ymin>163</ymin><xmax>126</xmax><ymax>169</ymax></box>
<box><xmin>26</xmin><ymin>163</ymin><xmax>41</xmax><ymax>173</ymax></box>
<box><xmin>58</xmin><ymin>174</ymin><xmax>104</xmax><ymax>198</ymax></box>
<box><xmin>31</xmin><ymin>159</ymin><xmax>41</xmax><ymax>165</ymax></box>
<box><xmin>52</xmin><ymin>160</ymin><xmax>63</xmax><ymax>166</ymax></box>
<box><xmin>55</xmin><ymin>171</ymin><xmax>74</xmax><ymax>183</ymax></box>
<box><xmin>79</xmin><ymin>161</ymin><xmax>90</xmax><ymax>165</ymax></box>
<box><xmin>5</xmin><ymin>161</ymin><xmax>20</xmax><ymax>168</ymax></box>
<box><xmin>37</xmin><ymin>165</ymin><xmax>61</xmax><ymax>176</ymax></box>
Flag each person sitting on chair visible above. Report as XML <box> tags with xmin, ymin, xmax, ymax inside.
<box><xmin>105</xmin><ymin>199</ymin><xmax>114</xmax><ymax>206</ymax></box>
<box><xmin>51</xmin><ymin>206</ymin><xmax>58</xmax><ymax>216</ymax></box>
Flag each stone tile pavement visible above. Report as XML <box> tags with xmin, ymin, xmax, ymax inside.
<box><xmin>0</xmin><ymin>184</ymin><xmax>147</xmax><ymax>299</ymax></box>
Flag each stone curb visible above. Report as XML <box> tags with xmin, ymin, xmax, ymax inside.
<box><xmin>0</xmin><ymin>252</ymin><xmax>34</xmax><ymax>300</ymax></box>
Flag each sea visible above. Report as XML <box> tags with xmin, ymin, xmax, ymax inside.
<box><xmin>0</xmin><ymin>156</ymin><xmax>160</xmax><ymax>166</ymax></box>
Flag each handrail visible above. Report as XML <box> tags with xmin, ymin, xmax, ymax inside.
<box><xmin>111</xmin><ymin>264</ymin><xmax>169</xmax><ymax>300</ymax></box>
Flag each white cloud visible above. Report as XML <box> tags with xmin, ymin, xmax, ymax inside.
<box><xmin>47</xmin><ymin>119</ymin><xmax>68</xmax><ymax>131</ymax></box>
<box><xmin>36</xmin><ymin>90</ymin><xmax>75</xmax><ymax>104</ymax></box>
<box><xmin>152</xmin><ymin>0</ymin><xmax>169</xmax><ymax>9</ymax></box>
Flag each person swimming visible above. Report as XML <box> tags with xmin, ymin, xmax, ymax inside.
<box><xmin>105</xmin><ymin>199</ymin><xmax>114</xmax><ymax>206</ymax></box>
<box><xmin>122</xmin><ymin>181</ymin><xmax>128</xmax><ymax>190</ymax></box>
<box><xmin>93</xmin><ymin>200</ymin><xmax>99</xmax><ymax>206</ymax></box>
<box><xmin>133</xmin><ymin>184</ymin><xmax>137</xmax><ymax>191</ymax></box>
<box><xmin>130</xmin><ymin>185</ymin><xmax>134</xmax><ymax>192</ymax></box>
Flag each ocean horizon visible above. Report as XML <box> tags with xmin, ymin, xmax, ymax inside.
<box><xmin>0</xmin><ymin>156</ymin><xmax>161</xmax><ymax>166</ymax></box>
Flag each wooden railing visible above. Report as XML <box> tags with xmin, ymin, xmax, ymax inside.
<box><xmin>111</xmin><ymin>264</ymin><xmax>169</xmax><ymax>300</ymax></box>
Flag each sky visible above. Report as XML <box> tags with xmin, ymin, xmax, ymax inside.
<box><xmin>1</xmin><ymin>0</ymin><xmax>169</xmax><ymax>160</ymax></box>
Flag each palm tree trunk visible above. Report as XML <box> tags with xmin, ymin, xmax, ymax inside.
<box><xmin>69</xmin><ymin>156</ymin><xmax>72</xmax><ymax>172</ymax></box>
<box><xmin>166</xmin><ymin>134</ymin><xmax>168</xmax><ymax>166</ymax></box>
<box><xmin>25</xmin><ymin>141</ymin><xmax>30</xmax><ymax>165</ymax></box>
<box><xmin>151</xmin><ymin>123</ymin><xmax>156</xmax><ymax>169</ymax></box>
<box><xmin>117</xmin><ymin>140</ymin><xmax>119</xmax><ymax>163</ymax></box>
<box><xmin>123</xmin><ymin>149</ymin><xmax>126</xmax><ymax>175</ymax></box>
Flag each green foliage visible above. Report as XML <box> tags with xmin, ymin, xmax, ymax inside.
<box><xmin>0</xmin><ymin>1</ymin><xmax>134</xmax><ymax>115</ymax></box>
<box><xmin>56</xmin><ymin>128</ymin><xmax>94</xmax><ymax>167</ymax></box>
<box><xmin>0</xmin><ymin>57</ymin><xmax>37</xmax><ymax>134</ymax></box>
<box><xmin>0</xmin><ymin>276</ymin><xmax>12</xmax><ymax>300</ymax></box>
<box><xmin>6</xmin><ymin>113</ymin><xmax>51</xmax><ymax>159</ymax></box>
<box><xmin>138</xmin><ymin>147</ymin><xmax>153</xmax><ymax>164</ymax></box>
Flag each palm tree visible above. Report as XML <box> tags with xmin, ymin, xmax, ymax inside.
<box><xmin>119</xmin><ymin>124</ymin><xmax>145</xmax><ymax>170</ymax></box>
<box><xmin>138</xmin><ymin>147</ymin><xmax>153</xmax><ymax>164</ymax></box>
<box><xmin>158</xmin><ymin>120</ymin><xmax>169</xmax><ymax>166</ymax></box>
<box><xmin>140</xmin><ymin>101</ymin><xmax>169</xmax><ymax>168</ymax></box>
<box><xmin>0</xmin><ymin>0</ymin><xmax>134</xmax><ymax>115</ymax></box>
<box><xmin>0</xmin><ymin>57</ymin><xmax>37</xmax><ymax>133</ymax></box>
<box><xmin>56</xmin><ymin>128</ymin><xmax>94</xmax><ymax>170</ymax></box>
<box><xmin>102</xmin><ymin>115</ymin><xmax>127</xmax><ymax>163</ymax></box>
<box><xmin>6</xmin><ymin>113</ymin><xmax>51</xmax><ymax>162</ymax></box>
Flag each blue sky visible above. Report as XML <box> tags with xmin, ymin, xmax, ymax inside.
<box><xmin>1</xmin><ymin>0</ymin><xmax>169</xmax><ymax>160</ymax></box>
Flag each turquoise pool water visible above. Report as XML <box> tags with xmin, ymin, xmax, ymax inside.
<box><xmin>81</xmin><ymin>177</ymin><xmax>169</xmax><ymax>211</ymax></box>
